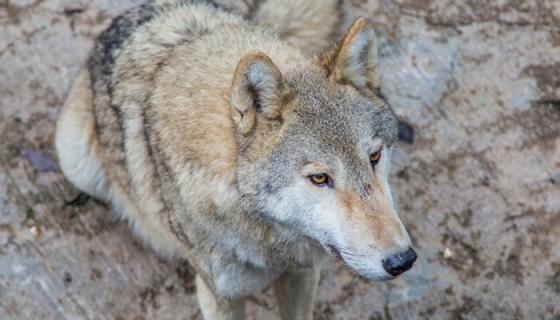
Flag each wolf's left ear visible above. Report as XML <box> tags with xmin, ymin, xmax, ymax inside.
<box><xmin>231</xmin><ymin>51</ymin><xmax>292</xmax><ymax>135</ymax></box>
<box><xmin>319</xmin><ymin>18</ymin><xmax>380</xmax><ymax>97</ymax></box>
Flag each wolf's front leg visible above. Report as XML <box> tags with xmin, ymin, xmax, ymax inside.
<box><xmin>196</xmin><ymin>275</ymin><xmax>245</xmax><ymax>320</ymax></box>
<box><xmin>273</xmin><ymin>268</ymin><xmax>321</xmax><ymax>320</ymax></box>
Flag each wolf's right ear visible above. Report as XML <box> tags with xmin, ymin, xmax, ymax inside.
<box><xmin>230</xmin><ymin>51</ymin><xmax>292</xmax><ymax>135</ymax></box>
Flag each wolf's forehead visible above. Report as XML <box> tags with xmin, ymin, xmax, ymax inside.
<box><xmin>284</xmin><ymin>100</ymin><xmax>397</xmax><ymax>171</ymax></box>
<box><xmin>287</xmin><ymin>70</ymin><xmax>398</xmax><ymax>148</ymax></box>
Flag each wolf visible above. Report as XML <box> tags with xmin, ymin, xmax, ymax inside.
<box><xmin>55</xmin><ymin>0</ymin><xmax>417</xmax><ymax>319</ymax></box>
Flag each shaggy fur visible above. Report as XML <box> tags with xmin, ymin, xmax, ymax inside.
<box><xmin>55</xmin><ymin>1</ymin><xmax>414</xmax><ymax>319</ymax></box>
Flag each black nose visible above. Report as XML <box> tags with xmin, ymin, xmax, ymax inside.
<box><xmin>383</xmin><ymin>247</ymin><xmax>417</xmax><ymax>276</ymax></box>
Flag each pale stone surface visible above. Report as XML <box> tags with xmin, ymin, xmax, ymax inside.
<box><xmin>1</xmin><ymin>0</ymin><xmax>559</xmax><ymax>319</ymax></box>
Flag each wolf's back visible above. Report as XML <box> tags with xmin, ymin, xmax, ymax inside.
<box><xmin>58</xmin><ymin>0</ymin><xmax>343</xmax><ymax>258</ymax></box>
<box><xmin>250</xmin><ymin>0</ymin><xmax>341</xmax><ymax>55</ymax></box>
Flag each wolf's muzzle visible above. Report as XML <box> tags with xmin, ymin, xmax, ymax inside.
<box><xmin>382</xmin><ymin>247</ymin><xmax>417</xmax><ymax>276</ymax></box>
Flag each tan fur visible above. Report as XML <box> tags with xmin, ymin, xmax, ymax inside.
<box><xmin>338</xmin><ymin>188</ymin><xmax>403</xmax><ymax>248</ymax></box>
<box><xmin>56</xmin><ymin>70</ymin><xmax>196</xmax><ymax>264</ymax></box>
<box><xmin>273</xmin><ymin>269</ymin><xmax>320</xmax><ymax>320</ymax></box>
<box><xmin>252</xmin><ymin>0</ymin><xmax>341</xmax><ymax>55</ymax></box>
<box><xmin>56</xmin><ymin>2</ymin><xmax>413</xmax><ymax>319</ymax></box>
<box><xmin>55</xmin><ymin>72</ymin><xmax>104</xmax><ymax>198</ymax></box>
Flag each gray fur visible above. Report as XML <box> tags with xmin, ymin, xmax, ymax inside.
<box><xmin>237</xmin><ymin>66</ymin><xmax>399</xmax><ymax>243</ymax></box>
<box><xmin>56</xmin><ymin>2</ymin><xmax>410</xmax><ymax>319</ymax></box>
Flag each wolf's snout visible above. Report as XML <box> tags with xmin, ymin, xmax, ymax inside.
<box><xmin>382</xmin><ymin>247</ymin><xmax>417</xmax><ymax>276</ymax></box>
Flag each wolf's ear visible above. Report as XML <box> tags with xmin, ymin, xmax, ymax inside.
<box><xmin>231</xmin><ymin>51</ymin><xmax>292</xmax><ymax>135</ymax></box>
<box><xmin>319</xmin><ymin>18</ymin><xmax>380</xmax><ymax>96</ymax></box>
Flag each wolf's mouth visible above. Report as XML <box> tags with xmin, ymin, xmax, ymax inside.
<box><xmin>324</xmin><ymin>243</ymin><xmax>344</xmax><ymax>261</ymax></box>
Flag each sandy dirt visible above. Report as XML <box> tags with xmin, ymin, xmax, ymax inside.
<box><xmin>1</xmin><ymin>0</ymin><xmax>559</xmax><ymax>319</ymax></box>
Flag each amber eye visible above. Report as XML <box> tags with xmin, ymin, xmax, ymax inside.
<box><xmin>370</xmin><ymin>150</ymin><xmax>382</xmax><ymax>166</ymax></box>
<box><xmin>309</xmin><ymin>174</ymin><xmax>330</xmax><ymax>187</ymax></box>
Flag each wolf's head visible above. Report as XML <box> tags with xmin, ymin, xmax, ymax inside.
<box><xmin>231</xmin><ymin>18</ymin><xmax>416</xmax><ymax>279</ymax></box>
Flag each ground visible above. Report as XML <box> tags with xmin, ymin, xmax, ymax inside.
<box><xmin>1</xmin><ymin>0</ymin><xmax>559</xmax><ymax>319</ymax></box>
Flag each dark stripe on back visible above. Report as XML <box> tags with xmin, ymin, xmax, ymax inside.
<box><xmin>88</xmin><ymin>2</ymin><xmax>159</xmax><ymax>84</ymax></box>
<box><xmin>142</xmin><ymin>93</ymin><xmax>195</xmax><ymax>249</ymax></box>
<box><xmin>88</xmin><ymin>2</ymin><xmax>163</xmax><ymax>192</ymax></box>
<box><xmin>140</xmin><ymin>55</ymin><xmax>195</xmax><ymax>248</ymax></box>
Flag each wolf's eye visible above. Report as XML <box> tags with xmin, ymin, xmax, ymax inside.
<box><xmin>309</xmin><ymin>174</ymin><xmax>330</xmax><ymax>187</ymax></box>
<box><xmin>370</xmin><ymin>150</ymin><xmax>381</xmax><ymax>167</ymax></box>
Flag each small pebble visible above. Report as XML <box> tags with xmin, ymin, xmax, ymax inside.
<box><xmin>30</xmin><ymin>225</ymin><xmax>41</xmax><ymax>238</ymax></box>
<box><xmin>443</xmin><ymin>247</ymin><xmax>453</xmax><ymax>259</ymax></box>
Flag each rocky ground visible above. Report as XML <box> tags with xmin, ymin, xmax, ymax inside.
<box><xmin>1</xmin><ymin>0</ymin><xmax>559</xmax><ymax>319</ymax></box>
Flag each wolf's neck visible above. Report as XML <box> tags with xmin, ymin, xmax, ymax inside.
<box><xmin>215</xmin><ymin>200</ymin><xmax>325</xmax><ymax>269</ymax></box>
